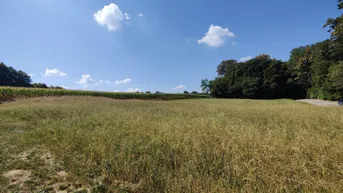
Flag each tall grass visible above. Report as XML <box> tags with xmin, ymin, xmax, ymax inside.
<box><xmin>1</xmin><ymin>97</ymin><xmax>343</xmax><ymax>192</ymax></box>
<box><xmin>0</xmin><ymin>87</ymin><xmax>209</xmax><ymax>102</ymax></box>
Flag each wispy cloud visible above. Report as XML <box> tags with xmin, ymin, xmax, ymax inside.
<box><xmin>115</xmin><ymin>78</ymin><xmax>132</xmax><ymax>84</ymax></box>
<box><xmin>172</xmin><ymin>84</ymin><xmax>186</xmax><ymax>90</ymax></box>
<box><xmin>99</xmin><ymin>80</ymin><xmax>111</xmax><ymax>84</ymax></box>
<box><xmin>126</xmin><ymin>88</ymin><xmax>141</xmax><ymax>92</ymax></box>
<box><xmin>240</xmin><ymin>56</ymin><xmax>252</xmax><ymax>62</ymax></box>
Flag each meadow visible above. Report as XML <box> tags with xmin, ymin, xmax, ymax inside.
<box><xmin>1</xmin><ymin>96</ymin><xmax>343</xmax><ymax>192</ymax></box>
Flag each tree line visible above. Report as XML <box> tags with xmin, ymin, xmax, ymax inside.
<box><xmin>202</xmin><ymin>0</ymin><xmax>343</xmax><ymax>100</ymax></box>
<box><xmin>0</xmin><ymin>62</ymin><xmax>63</xmax><ymax>89</ymax></box>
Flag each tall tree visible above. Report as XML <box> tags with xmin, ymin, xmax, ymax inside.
<box><xmin>328</xmin><ymin>62</ymin><xmax>343</xmax><ymax>94</ymax></box>
<box><xmin>324</xmin><ymin>0</ymin><xmax>343</xmax><ymax>36</ymax></box>
<box><xmin>0</xmin><ymin>62</ymin><xmax>32</xmax><ymax>87</ymax></box>
<box><xmin>200</xmin><ymin>79</ymin><xmax>210</xmax><ymax>93</ymax></box>
<box><xmin>294</xmin><ymin>47</ymin><xmax>313</xmax><ymax>90</ymax></box>
<box><xmin>216</xmin><ymin>60</ymin><xmax>237</xmax><ymax>76</ymax></box>
<box><xmin>324</xmin><ymin>0</ymin><xmax>343</xmax><ymax>61</ymax></box>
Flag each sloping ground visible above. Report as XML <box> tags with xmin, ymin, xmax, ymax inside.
<box><xmin>297</xmin><ymin>99</ymin><xmax>339</xmax><ymax>107</ymax></box>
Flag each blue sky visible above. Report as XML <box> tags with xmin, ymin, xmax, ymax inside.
<box><xmin>0</xmin><ymin>0</ymin><xmax>339</xmax><ymax>92</ymax></box>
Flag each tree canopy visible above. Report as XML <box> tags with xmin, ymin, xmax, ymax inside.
<box><xmin>0</xmin><ymin>63</ymin><xmax>32</xmax><ymax>87</ymax></box>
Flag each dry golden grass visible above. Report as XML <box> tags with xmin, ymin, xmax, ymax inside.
<box><xmin>1</xmin><ymin>97</ymin><xmax>343</xmax><ymax>192</ymax></box>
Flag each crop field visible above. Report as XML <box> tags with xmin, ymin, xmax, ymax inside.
<box><xmin>1</xmin><ymin>96</ymin><xmax>343</xmax><ymax>192</ymax></box>
<box><xmin>0</xmin><ymin>87</ymin><xmax>209</xmax><ymax>102</ymax></box>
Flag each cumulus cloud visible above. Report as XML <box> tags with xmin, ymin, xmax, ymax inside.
<box><xmin>138</xmin><ymin>13</ymin><xmax>144</xmax><ymax>17</ymax></box>
<box><xmin>93</xmin><ymin>3</ymin><xmax>129</xmax><ymax>31</ymax></box>
<box><xmin>29</xmin><ymin>73</ymin><xmax>35</xmax><ymax>77</ymax></box>
<box><xmin>126</xmin><ymin>88</ymin><xmax>141</xmax><ymax>92</ymax></box>
<box><xmin>113</xmin><ymin>90</ymin><xmax>120</xmax><ymax>92</ymax></box>
<box><xmin>115</xmin><ymin>78</ymin><xmax>132</xmax><ymax>85</ymax></box>
<box><xmin>43</xmin><ymin>68</ymin><xmax>67</xmax><ymax>77</ymax></box>
<box><xmin>77</xmin><ymin>74</ymin><xmax>97</xmax><ymax>85</ymax></box>
<box><xmin>240</xmin><ymin>56</ymin><xmax>253</xmax><ymax>62</ymax></box>
<box><xmin>173</xmin><ymin>84</ymin><xmax>186</xmax><ymax>90</ymax></box>
<box><xmin>198</xmin><ymin>25</ymin><xmax>235</xmax><ymax>47</ymax></box>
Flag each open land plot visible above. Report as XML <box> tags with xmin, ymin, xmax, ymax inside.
<box><xmin>0</xmin><ymin>97</ymin><xmax>343</xmax><ymax>192</ymax></box>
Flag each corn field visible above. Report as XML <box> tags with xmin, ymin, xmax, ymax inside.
<box><xmin>0</xmin><ymin>87</ymin><xmax>209</xmax><ymax>101</ymax></box>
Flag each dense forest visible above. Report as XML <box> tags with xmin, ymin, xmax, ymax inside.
<box><xmin>0</xmin><ymin>63</ymin><xmax>63</xmax><ymax>89</ymax></box>
<box><xmin>202</xmin><ymin>0</ymin><xmax>343</xmax><ymax>100</ymax></box>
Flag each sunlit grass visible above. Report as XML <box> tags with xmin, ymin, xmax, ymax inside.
<box><xmin>1</xmin><ymin>97</ymin><xmax>343</xmax><ymax>192</ymax></box>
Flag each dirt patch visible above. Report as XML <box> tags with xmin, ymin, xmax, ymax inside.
<box><xmin>3</xmin><ymin>169</ymin><xmax>31</xmax><ymax>187</ymax></box>
<box><xmin>5</xmin><ymin>148</ymin><xmax>93</xmax><ymax>192</ymax></box>
<box><xmin>16</xmin><ymin>148</ymin><xmax>56</xmax><ymax>166</ymax></box>
<box><xmin>57</xmin><ymin>171</ymin><xmax>68</xmax><ymax>179</ymax></box>
<box><xmin>40</xmin><ymin>150</ymin><xmax>55</xmax><ymax>166</ymax></box>
<box><xmin>16</xmin><ymin>149</ymin><xmax>34</xmax><ymax>162</ymax></box>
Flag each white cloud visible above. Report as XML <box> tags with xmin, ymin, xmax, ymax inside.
<box><xmin>115</xmin><ymin>78</ymin><xmax>132</xmax><ymax>85</ymax></box>
<box><xmin>77</xmin><ymin>74</ymin><xmax>97</xmax><ymax>85</ymax></box>
<box><xmin>113</xmin><ymin>90</ymin><xmax>120</xmax><ymax>92</ymax></box>
<box><xmin>43</xmin><ymin>68</ymin><xmax>67</xmax><ymax>77</ymax></box>
<box><xmin>240</xmin><ymin>56</ymin><xmax>253</xmax><ymax>62</ymax></box>
<box><xmin>93</xmin><ymin>3</ymin><xmax>129</xmax><ymax>32</ymax></box>
<box><xmin>99</xmin><ymin>80</ymin><xmax>111</xmax><ymax>84</ymax></box>
<box><xmin>138</xmin><ymin>13</ymin><xmax>144</xmax><ymax>17</ymax></box>
<box><xmin>77</xmin><ymin>75</ymin><xmax>130</xmax><ymax>87</ymax></box>
<box><xmin>124</xmin><ymin>13</ymin><xmax>130</xmax><ymax>20</ymax></box>
<box><xmin>198</xmin><ymin>25</ymin><xmax>235</xmax><ymax>47</ymax></box>
<box><xmin>173</xmin><ymin>84</ymin><xmax>186</xmax><ymax>90</ymax></box>
<box><xmin>29</xmin><ymin>73</ymin><xmax>34</xmax><ymax>77</ymax></box>
<box><xmin>126</xmin><ymin>88</ymin><xmax>141</xmax><ymax>92</ymax></box>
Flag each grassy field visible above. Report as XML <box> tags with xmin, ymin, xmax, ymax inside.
<box><xmin>1</xmin><ymin>97</ymin><xmax>343</xmax><ymax>192</ymax></box>
<box><xmin>0</xmin><ymin>87</ymin><xmax>209</xmax><ymax>102</ymax></box>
